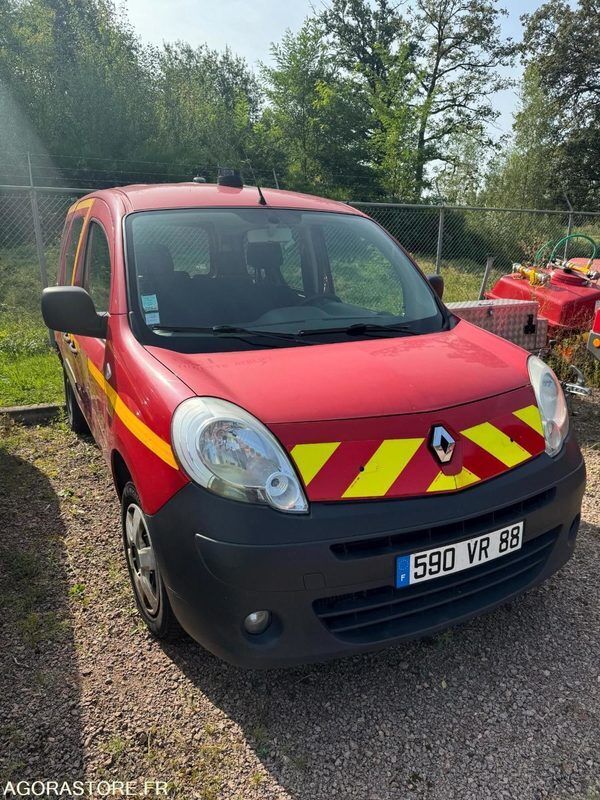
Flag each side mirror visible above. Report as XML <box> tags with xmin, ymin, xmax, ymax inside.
<box><xmin>427</xmin><ymin>274</ymin><xmax>444</xmax><ymax>300</ymax></box>
<box><xmin>42</xmin><ymin>286</ymin><xmax>108</xmax><ymax>338</ymax></box>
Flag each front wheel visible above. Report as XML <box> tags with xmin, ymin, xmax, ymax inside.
<box><xmin>121</xmin><ymin>482</ymin><xmax>180</xmax><ymax>639</ymax></box>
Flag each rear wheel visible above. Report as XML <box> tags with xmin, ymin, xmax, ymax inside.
<box><xmin>121</xmin><ymin>482</ymin><xmax>180</xmax><ymax>639</ymax></box>
<box><xmin>63</xmin><ymin>369</ymin><xmax>89</xmax><ymax>434</ymax></box>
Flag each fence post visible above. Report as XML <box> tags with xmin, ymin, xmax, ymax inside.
<box><xmin>563</xmin><ymin>193</ymin><xmax>574</xmax><ymax>261</ymax></box>
<box><xmin>27</xmin><ymin>153</ymin><xmax>53</xmax><ymax>345</ymax></box>
<box><xmin>435</xmin><ymin>205</ymin><xmax>445</xmax><ymax>275</ymax></box>
<box><xmin>272</xmin><ymin>168</ymin><xmax>280</xmax><ymax>189</ymax></box>
<box><xmin>478</xmin><ymin>256</ymin><xmax>495</xmax><ymax>300</ymax></box>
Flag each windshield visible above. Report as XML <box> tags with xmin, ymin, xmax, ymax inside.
<box><xmin>125</xmin><ymin>208</ymin><xmax>445</xmax><ymax>350</ymax></box>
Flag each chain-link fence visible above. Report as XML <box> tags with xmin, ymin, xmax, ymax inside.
<box><xmin>352</xmin><ymin>202</ymin><xmax>600</xmax><ymax>302</ymax></box>
<box><xmin>0</xmin><ymin>186</ymin><xmax>86</xmax><ymax>315</ymax></box>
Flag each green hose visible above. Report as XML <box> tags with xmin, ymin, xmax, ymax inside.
<box><xmin>533</xmin><ymin>239</ymin><xmax>555</xmax><ymax>266</ymax></box>
<box><xmin>549</xmin><ymin>233</ymin><xmax>597</xmax><ymax>264</ymax></box>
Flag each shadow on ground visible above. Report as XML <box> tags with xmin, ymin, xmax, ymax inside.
<box><xmin>164</xmin><ymin>519</ymin><xmax>600</xmax><ymax>799</ymax></box>
<box><xmin>0</xmin><ymin>442</ymin><xmax>84</xmax><ymax>781</ymax></box>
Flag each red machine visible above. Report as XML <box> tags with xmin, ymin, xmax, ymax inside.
<box><xmin>587</xmin><ymin>306</ymin><xmax>600</xmax><ymax>362</ymax></box>
<box><xmin>487</xmin><ymin>234</ymin><xmax>600</xmax><ymax>333</ymax></box>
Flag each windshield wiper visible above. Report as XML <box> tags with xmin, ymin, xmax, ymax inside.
<box><xmin>296</xmin><ymin>322</ymin><xmax>417</xmax><ymax>337</ymax></box>
<box><xmin>149</xmin><ymin>324</ymin><xmax>299</xmax><ymax>342</ymax></box>
<box><xmin>211</xmin><ymin>325</ymin><xmax>299</xmax><ymax>341</ymax></box>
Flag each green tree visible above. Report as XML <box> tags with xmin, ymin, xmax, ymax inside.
<box><xmin>0</xmin><ymin>0</ymin><xmax>155</xmax><ymax>161</ymax></box>
<box><xmin>261</xmin><ymin>21</ymin><xmax>374</xmax><ymax>196</ymax></box>
<box><xmin>319</xmin><ymin>0</ymin><xmax>411</xmax><ymax>93</ymax></box>
<box><xmin>320</xmin><ymin>0</ymin><xmax>513</xmax><ymax>200</ymax></box>
<box><xmin>482</xmin><ymin>66</ymin><xmax>557</xmax><ymax>209</ymax></box>
<box><xmin>408</xmin><ymin>0</ymin><xmax>513</xmax><ymax>199</ymax></box>
<box><xmin>435</xmin><ymin>133</ymin><xmax>488</xmax><ymax>204</ymax></box>
<box><xmin>521</xmin><ymin>0</ymin><xmax>600</xmax><ymax>208</ymax></box>
<box><xmin>152</xmin><ymin>43</ymin><xmax>261</xmax><ymax>171</ymax></box>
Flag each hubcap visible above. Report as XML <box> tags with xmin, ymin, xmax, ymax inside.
<box><xmin>125</xmin><ymin>503</ymin><xmax>160</xmax><ymax>617</ymax></box>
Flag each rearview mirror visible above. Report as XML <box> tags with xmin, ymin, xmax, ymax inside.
<box><xmin>42</xmin><ymin>286</ymin><xmax>108</xmax><ymax>339</ymax></box>
<box><xmin>427</xmin><ymin>274</ymin><xmax>444</xmax><ymax>300</ymax></box>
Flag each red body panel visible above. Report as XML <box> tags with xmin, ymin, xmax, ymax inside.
<box><xmin>147</xmin><ymin>320</ymin><xmax>530</xmax><ymax>423</ymax></box>
<box><xmin>271</xmin><ymin>385</ymin><xmax>544</xmax><ymax>500</ymax></box>
<box><xmin>110</xmin><ymin>183</ymin><xmax>359</xmax><ymax>216</ymax></box>
<box><xmin>54</xmin><ymin>183</ymin><xmax>544</xmax><ymax>514</ymax></box>
<box><xmin>488</xmin><ymin>272</ymin><xmax>600</xmax><ymax>331</ymax></box>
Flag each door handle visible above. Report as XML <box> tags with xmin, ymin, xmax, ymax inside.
<box><xmin>63</xmin><ymin>333</ymin><xmax>79</xmax><ymax>355</ymax></box>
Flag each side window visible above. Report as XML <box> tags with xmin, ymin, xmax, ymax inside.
<box><xmin>61</xmin><ymin>216</ymin><xmax>85</xmax><ymax>285</ymax></box>
<box><xmin>83</xmin><ymin>222</ymin><xmax>112</xmax><ymax>312</ymax></box>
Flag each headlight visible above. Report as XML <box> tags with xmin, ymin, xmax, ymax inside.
<box><xmin>171</xmin><ymin>397</ymin><xmax>308</xmax><ymax>513</ymax></box>
<box><xmin>527</xmin><ymin>355</ymin><xmax>569</xmax><ymax>456</ymax></box>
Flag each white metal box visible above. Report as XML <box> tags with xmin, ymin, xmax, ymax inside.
<box><xmin>446</xmin><ymin>299</ymin><xmax>548</xmax><ymax>351</ymax></box>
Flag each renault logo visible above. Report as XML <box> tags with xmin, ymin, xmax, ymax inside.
<box><xmin>430</xmin><ymin>426</ymin><xmax>455</xmax><ymax>464</ymax></box>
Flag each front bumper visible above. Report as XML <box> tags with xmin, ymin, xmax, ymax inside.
<box><xmin>148</xmin><ymin>435</ymin><xmax>585</xmax><ymax>668</ymax></box>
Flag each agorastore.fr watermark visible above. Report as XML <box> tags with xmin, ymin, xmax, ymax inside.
<box><xmin>2</xmin><ymin>782</ymin><xmax>168</xmax><ymax>798</ymax></box>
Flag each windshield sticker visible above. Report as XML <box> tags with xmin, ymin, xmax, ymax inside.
<box><xmin>141</xmin><ymin>293</ymin><xmax>159</xmax><ymax>312</ymax></box>
<box><xmin>145</xmin><ymin>311</ymin><xmax>160</xmax><ymax>325</ymax></box>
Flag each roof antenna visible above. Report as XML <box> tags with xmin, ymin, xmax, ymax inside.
<box><xmin>244</xmin><ymin>157</ymin><xmax>267</xmax><ymax>206</ymax></box>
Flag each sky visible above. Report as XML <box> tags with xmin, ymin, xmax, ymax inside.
<box><xmin>125</xmin><ymin>0</ymin><xmax>544</xmax><ymax>136</ymax></box>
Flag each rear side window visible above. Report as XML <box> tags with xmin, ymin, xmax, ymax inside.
<box><xmin>61</xmin><ymin>216</ymin><xmax>84</xmax><ymax>285</ymax></box>
<box><xmin>83</xmin><ymin>222</ymin><xmax>111</xmax><ymax>312</ymax></box>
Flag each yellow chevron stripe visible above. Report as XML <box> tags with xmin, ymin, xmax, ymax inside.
<box><xmin>461</xmin><ymin>421</ymin><xmax>531</xmax><ymax>468</ymax></box>
<box><xmin>342</xmin><ymin>438</ymin><xmax>423</xmax><ymax>498</ymax></box>
<box><xmin>291</xmin><ymin>442</ymin><xmax>340</xmax><ymax>485</ymax></box>
<box><xmin>427</xmin><ymin>467</ymin><xmax>480</xmax><ymax>493</ymax></box>
<box><xmin>87</xmin><ymin>359</ymin><xmax>178</xmax><ymax>469</ymax></box>
<box><xmin>513</xmin><ymin>404</ymin><xmax>544</xmax><ymax>436</ymax></box>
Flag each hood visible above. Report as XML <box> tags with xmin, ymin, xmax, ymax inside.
<box><xmin>147</xmin><ymin>319</ymin><xmax>530</xmax><ymax>424</ymax></box>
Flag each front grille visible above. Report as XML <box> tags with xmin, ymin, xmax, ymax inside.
<box><xmin>314</xmin><ymin>527</ymin><xmax>560</xmax><ymax>644</ymax></box>
<box><xmin>330</xmin><ymin>487</ymin><xmax>556</xmax><ymax>561</ymax></box>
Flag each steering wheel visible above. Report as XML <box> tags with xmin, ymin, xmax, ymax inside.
<box><xmin>300</xmin><ymin>292</ymin><xmax>342</xmax><ymax>306</ymax></box>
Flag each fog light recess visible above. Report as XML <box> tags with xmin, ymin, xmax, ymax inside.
<box><xmin>568</xmin><ymin>514</ymin><xmax>581</xmax><ymax>544</ymax></box>
<box><xmin>244</xmin><ymin>610</ymin><xmax>272</xmax><ymax>635</ymax></box>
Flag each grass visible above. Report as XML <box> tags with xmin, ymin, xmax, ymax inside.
<box><xmin>0</xmin><ymin>244</ymin><xmax>62</xmax><ymax>406</ymax></box>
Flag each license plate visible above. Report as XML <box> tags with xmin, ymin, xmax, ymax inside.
<box><xmin>395</xmin><ymin>522</ymin><xmax>524</xmax><ymax>588</ymax></box>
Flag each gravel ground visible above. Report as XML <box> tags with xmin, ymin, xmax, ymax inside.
<box><xmin>1</xmin><ymin>393</ymin><xmax>599</xmax><ymax>800</ymax></box>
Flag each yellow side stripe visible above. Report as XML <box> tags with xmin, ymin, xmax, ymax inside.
<box><xmin>513</xmin><ymin>404</ymin><xmax>544</xmax><ymax>436</ymax></box>
<box><xmin>71</xmin><ymin>200</ymin><xmax>95</xmax><ymax>284</ymax></box>
<box><xmin>67</xmin><ymin>197</ymin><xmax>95</xmax><ymax>215</ymax></box>
<box><xmin>291</xmin><ymin>442</ymin><xmax>340</xmax><ymax>485</ymax></box>
<box><xmin>87</xmin><ymin>360</ymin><xmax>178</xmax><ymax>469</ymax></box>
<box><xmin>461</xmin><ymin>421</ymin><xmax>531</xmax><ymax>468</ymax></box>
<box><xmin>342</xmin><ymin>438</ymin><xmax>423</xmax><ymax>498</ymax></box>
<box><xmin>427</xmin><ymin>467</ymin><xmax>480</xmax><ymax>493</ymax></box>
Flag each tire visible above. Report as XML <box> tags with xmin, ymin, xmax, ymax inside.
<box><xmin>121</xmin><ymin>482</ymin><xmax>180</xmax><ymax>640</ymax></box>
<box><xmin>63</xmin><ymin>369</ymin><xmax>89</xmax><ymax>435</ymax></box>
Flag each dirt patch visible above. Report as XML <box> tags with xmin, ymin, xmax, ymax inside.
<box><xmin>1</xmin><ymin>399</ymin><xmax>599</xmax><ymax>800</ymax></box>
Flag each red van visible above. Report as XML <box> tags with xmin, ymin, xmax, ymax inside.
<box><xmin>42</xmin><ymin>177</ymin><xmax>585</xmax><ymax>667</ymax></box>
